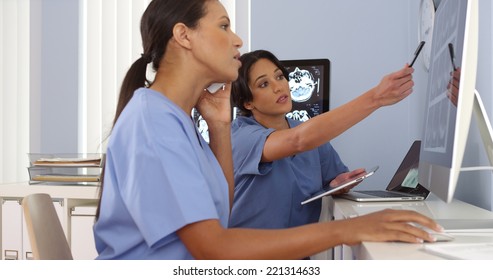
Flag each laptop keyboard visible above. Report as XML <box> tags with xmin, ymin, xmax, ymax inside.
<box><xmin>357</xmin><ymin>190</ymin><xmax>408</xmax><ymax>198</ymax></box>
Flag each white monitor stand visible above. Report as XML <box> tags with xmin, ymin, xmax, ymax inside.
<box><xmin>439</xmin><ymin>90</ymin><xmax>493</xmax><ymax>231</ymax></box>
<box><xmin>460</xmin><ymin>90</ymin><xmax>493</xmax><ymax>172</ymax></box>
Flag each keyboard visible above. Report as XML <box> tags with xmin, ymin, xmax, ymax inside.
<box><xmin>424</xmin><ymin>242</ymin><xmax>493</xmax><ymax>259</ymax></box>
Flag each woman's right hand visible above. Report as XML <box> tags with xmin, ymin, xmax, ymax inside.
<box><xmin>339</xmin><ymin>209</ymin><xmax>442</xmax><ymax>245</ymax></box>
<box><xmin>196</xmin><ymin>83</ymin><xmax>232</xmax><ymax>126</ymax></box>
<box><xmin>371</xmin><ymin>65</ymin><xmax>415</xmax><ymax>108</ymax></box>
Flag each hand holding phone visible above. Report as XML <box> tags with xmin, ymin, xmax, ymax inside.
<box><xmin>409</xmin><ymin>41</ymin><xmax>425</xmax><ymax>67</ymax></box>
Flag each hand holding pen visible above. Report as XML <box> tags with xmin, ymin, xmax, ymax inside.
<box><xmin>447</xmin><ymin>43</ymin><xmax>460</xmax><ymax>106</ymax></box>
<box><xmin>448</xmin><ymin>43</ymin><xmax>457</xmax><ymax>71</ymax></box>
<box><xmin>409</xmin><ymin>41</ymin><xmax>425</xmax><ymax>67</ymax></box>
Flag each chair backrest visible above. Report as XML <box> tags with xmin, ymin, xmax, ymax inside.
<box><xmin>22</xmin><ymin>193</ymin><xmax>73</xmax><ymax>260</ymax></box>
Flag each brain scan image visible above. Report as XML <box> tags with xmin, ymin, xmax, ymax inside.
<box><xmin>282</xmin><ymin>60</ymin><xmax>327</xmax><ymax>123</ymax></box>
<box><xmin>197</xmin><ymin>115</ymin><xmax>209</xmax><ymax>143</ymax></box>
<box><xmin>286</xmin><ymin>110</ymin><xmax>310</xmax><ymax>122</ymax></box>
<box><xmin>288</xmin><ymin>67</ymin><xmax>317</xmax><ymax>103</ymax></box>
<box><xmin>192</xmin><ymin>109</ymin><xmax>210</xmax><ymax>143</ymax></box>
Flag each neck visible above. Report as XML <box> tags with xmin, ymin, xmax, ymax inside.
<box><xmin>150</xmin><ymin>57</ymin><xmax>206</xmax><ymax>115</ymax></box>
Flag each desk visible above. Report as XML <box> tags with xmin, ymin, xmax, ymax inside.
<box><xmin>0</xmin><ymin>182</ymin><xmax>99</xmax><ymax>259</ymax></box>
<box><xmin>322</xmin><ymin>194</ymin><xmax>493</xmax><ymax>260</ymax></box>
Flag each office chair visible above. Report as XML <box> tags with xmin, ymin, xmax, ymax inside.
<box><xmin>22</xmin><ymin>193</ymin><xmax>73</xmax><ymax>260</ymax></box>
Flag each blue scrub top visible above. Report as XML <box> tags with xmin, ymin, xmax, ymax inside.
<box><xmin>229</xmin><ymin>116</ymin><xmax>348</xmax><ymax>229</ymax></box>
<box><xmin>93</xmin><ymin>88</ymin><xmax>229</xmax><ymax>260</ymax></box>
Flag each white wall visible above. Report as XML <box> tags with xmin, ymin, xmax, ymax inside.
<box><xmin>37</xmin><ymin>0</ymin><xmax>80</xmax><ymax>154</ymax></box>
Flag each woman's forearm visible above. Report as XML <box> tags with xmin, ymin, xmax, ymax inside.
<box><xmin>208</xmin><ymin>122</ymin><xmax>235</xmax><ymax>209</ymax></box>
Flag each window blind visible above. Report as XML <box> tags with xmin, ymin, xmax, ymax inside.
<box><xmin>0</xmin><ymin>0</ymin><xmax>30</xmax><ymax>183</ymax></box>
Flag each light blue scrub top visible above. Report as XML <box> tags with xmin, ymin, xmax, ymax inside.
<box><xmin>93</xmin><ymin>88</ymin><xmax>229</xmax><ymax>260</ymax></box>
<box><xmin>229</xmin><ymin>116</ymin><xmax>348</xmax><ymax>229</ymax></box>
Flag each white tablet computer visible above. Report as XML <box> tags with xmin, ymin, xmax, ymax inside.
<box><xmin>301</xmin><ymin>166</ymin><xmax>379</xmax><ymax>205</ymax></box>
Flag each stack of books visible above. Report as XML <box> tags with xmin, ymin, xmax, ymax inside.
<box><xmin>27</xmin><ymin>153</ymin><xmax>105</xmax><ymax>185</ymax></box>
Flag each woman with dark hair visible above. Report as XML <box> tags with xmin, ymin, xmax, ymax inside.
<box><xmin>94</xmin><ymin>0</ymin><xmax>441</xmax><ymax>260</ymax></box>
<box><xmin>228</xmin><ymin>50</ymin><xmax>416</xmax><ymax>230</ymax></box>
<box><xmin>94</xmin><ymin>0</ymin><xmax>241</xmax><ymax>259</ymax></box>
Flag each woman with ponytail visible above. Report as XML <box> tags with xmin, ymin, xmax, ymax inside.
<box><xmin>94</xmin><ymin>0</ymin><xmax>241</xmax><ymax>259</ymax></box>
<box><xmin>94</xmin><ymin>0</ymin><xmax>441</xmax><ymax>260</ymax></box>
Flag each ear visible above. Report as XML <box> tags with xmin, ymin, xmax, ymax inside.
<box><xmin>172</xmin><ymin>23</ymin><xmax>193</xmax><ymax>49</ymax></box>
<box><xmin>244</xmin><ymin>101</ymin><xmax>254</xmax><ymax>111</ymax></box>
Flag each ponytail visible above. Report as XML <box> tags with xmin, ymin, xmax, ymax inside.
<box><xmin>112</xmin><ymin>55</ymin><xmax>151</xmax><ymax>126</ymax></box>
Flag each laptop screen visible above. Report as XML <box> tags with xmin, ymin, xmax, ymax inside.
<box><xmin>387</xmin><ymin>141</ymin><xmax>430</xmax><ymax>197</ymax></box>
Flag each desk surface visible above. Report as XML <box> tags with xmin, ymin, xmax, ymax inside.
<box><xmin>331</xmin><ymin>194</ymin><xmax>493</xmax><ymax>259</ymax></box>
<box><xmin>333</xmin><ymin>193</ymin><xmax>493</xmax><ymax>220</ymax></box>
<box><xmin>353</xmin><ymin>232</ymin><xmax>493</xmax><ymax>260</ymax></box>
<box><xmin>0</xmin><ymin>181</ymin><xmax>100</xmax><ymax>200</ymax></box>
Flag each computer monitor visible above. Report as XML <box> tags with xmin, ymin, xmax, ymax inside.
<box><xmin>418</xmin><ymin>0</ymin><xmax>479</xmax><ymax>203</ymax></box>
<box><xmin>281</xmin><ymin>59</ymin><xmax>330</xmax><ymax>122</ymax></box>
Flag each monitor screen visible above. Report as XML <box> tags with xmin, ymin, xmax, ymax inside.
<box><xmin>192</xmin><ymin>108</ymin><xmax>209</xmax><ymax>143</ymax></box>
<box><xmin>418</xmin><ymin>0</ymin><xmax>478</xmax><ymax>203</ymax></box>
<box><xmin>281</xmin><ymin>59</ymin><xmax>330</xmax><ymax>122</ymax></box>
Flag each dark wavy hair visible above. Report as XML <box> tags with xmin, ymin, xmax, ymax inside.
<box><xmin>96</xmin><ymin>0</ymin><xmax>212</xmax><ymax>220</ymax></box>
<box><xmin>231</xmin><ymin>50</ymin><xmax>289</xmax><ymax>117</ymax></box>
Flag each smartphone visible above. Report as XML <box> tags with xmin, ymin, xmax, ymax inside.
<box><xmin>206</xmin><ymin>83</ymin><xmax>225</xmax><ymax>94</ymax></box>
<box><xmin>409</xmin><ymin>41</ymin><xmax>425</xmax><ymax>67</ymax></box>
<box><xmin>301</xmin><ymin>166</ymin><xmax>379</xmax><ymax>205</ymax></box>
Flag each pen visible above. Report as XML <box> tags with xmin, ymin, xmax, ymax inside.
<box><xmin>409</xmin><ymin>41</ymin><xmax>425</xmax><ymax>67</ymax></box>
<box><xmin>448</xmin><ymin>43</ymin><xmax>457</xmax><ymax>71</ymax></box>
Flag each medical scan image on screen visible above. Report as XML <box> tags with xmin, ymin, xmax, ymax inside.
<box><xmin>284</xmin><ymin>64</ymin><xmax>325</xmax><ymax>122</ymax></box>
<box><xmin>192</xmin><ymin>108</ymin><xmax>209</xmax><ymax>143</ymax></box>
<box><xmin>422</xmin><ymin>0</ymin><xmax>464</xmax><ymax>163</ymax></box>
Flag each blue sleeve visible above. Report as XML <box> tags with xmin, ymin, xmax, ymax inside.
<box><xmin>231</xmin><ymin>118</ymin><xmax>275</xmax><ymax>176</ymax></box>
<box><xmin>318</xmin><ymin>142</ymin><xmax>349</xmax><ymax>186</ymax></box>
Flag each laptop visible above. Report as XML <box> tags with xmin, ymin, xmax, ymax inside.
<box><xmin>337</xmin><ymin>140</ymin><xmax>430</xmax><ymax>202</ymax></box>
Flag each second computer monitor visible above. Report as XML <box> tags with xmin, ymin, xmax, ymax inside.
<box><xmin>419</xmin><ymin>0</ymin><xmax>479</xmax><ymax>203</ymax></box>
<box><xmin>281</xmin><ymin>59</ymin><xmax>330</xmax><ymax>122</ymax></box>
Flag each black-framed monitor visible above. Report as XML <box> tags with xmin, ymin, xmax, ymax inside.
<box><xmin>281</xmin><ymin>59</ymin><xmax>330</xmax><ymax>122</ymax></box>
<box><xmin>418</xmin><ymin>0</ymin><xmax>479</xmax><ymax>203</ymax></box>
